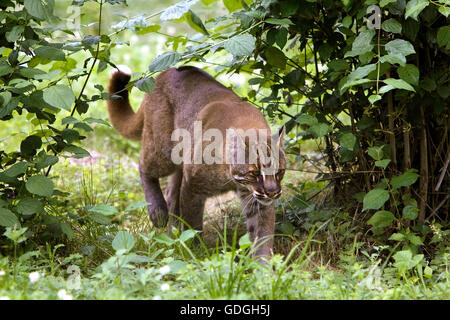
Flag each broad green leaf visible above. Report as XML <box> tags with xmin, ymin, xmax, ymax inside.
<box><xmin>405</xmin><ymin>0</ymin><xmax>429</xmax><ymax>21</ymax></box>
<box><xmin>60</xmin><ymin>223</ymin><xmax>74</xmax><ymax>239</ymax></box>
<box><xmin>4</xmin><ymin>162</ymin><xmax>29</xmax><ymax>177</ymax></box>
<box><xmin>20</xmin><ymin>135</ymin><xmax>42</xmax><ymax>158</ymax></box>
<box><xmin>16</xmin><ymin>198</ymin><xmax>44</xmax><ymax>216</ymax></box>
<box><xmin>437</xmin><ymin>26</ymin><xmax>450</xmax><ymax>48</ymax></box>
<box><xmin>308</xmin><ymin>123</ymin><xmax>330</xmax><ymax>138</ymax></box>
<box><xmin>363</xmin><ymin>189</ymin><xmax>390</xmax><ymax>211</ymax></box>
<box><xmin>125</xmin><ymin>201</ymin><xmax>150</xmax><ymax>211</ymax></box>
<box><xmin>265</xmin><ymin>18</ymin><xmax>294</xmax><ymax>25</ymax></box>
<box><xmin>239</xmin><ymin>233</ymin><xmax>252</xmax><ymax>249</ymax></box>
<box><xmin>389</xmin><ymin>233</ymin><xmax>406</xmax><ymax>241</ymax></box>
<box><xmin>112</xmin><ymin>231</ymin><xmax>135</xmax><ymax>252</ymax></box>
<box><xmin>89</xmin><ymin>212</ymin><xmax>111</xmax><ymax>225</ymax></box>
<box><xmin>62</xmin><ymin>145</ymin><xmax>91</xmax><ymax>159</ymax></box>
<box><xmin>186</xmin><ymin>10</ymin><xmax>209</xmax><ymax>35</ymax></box>
<box><xmin>296</xmin><ymin>114</ymin><xmax>318</xmax><ymax>126</ymax></box>
<box><xmin>0</xmin><ymin>91</ymin><xmax>12</xmax><ymax>107</ymax></box>
<box><xmin>398</xmin><ymin>64</ymin><xmax>419</xmax><ymax>85</ymax></box>
<box><xmin>34</xmin><ymin>46</ymin><xmax>66</xmax><ymax>61</ymax></box>
<box><xmin>382</xmin><ymin>18</ymin><xmax>402</xmax><ymax>34</ymax></box>
<box><xmin>328</xmin><ymin>59</ymin><xmax>350</xmax><ymax>71</ymax></box>
<box><xmin>369</xmin><ymin>94</ymin><xmax>382</xmax><ymax>104</ymax></box>
<box><xmin>136</xmin><ymin>25</ymin><xmax>161</xmax><ymax>35</ymax></box>
<box><xmin>383</xmin><ymin>78</ymin><xmax>416</xmax><ymax>92</ymax></box>
<box><xmin>375</xmin><ymin>159</ymin><xmax>391</xmax><ymax>169</ymax></box>
<box><xmin>380</xmin><ymin>0</ymin><xmax>397</xmax><ymax>7</ymax></box>
<box><xmin>344</xmin><ymin>29</ymin><xmax>375</xmax><ymax>57</ymax></box>
<box><xmin>264</xmin><ymin>46</ymin><xmax>286</xmax><ymax>69</ymax></box>
<box><xmin>339</xmin><ymin>133</ymin><xmax>356</xmax><ymax>151</ymax></box>
<box><xmin>380</xmin><ymin>53</ymin><xmax>406</xmax><ymax>66</ymax></box>
<box><xmin>154</xmin><ymin>233</ymin><xmax>175</xmax><ymax>246</ymax></box>
<box><xmin>385</xmin><ymin>39</ymin><xmax>416</xmax><ymax>58</ymax></box>
<box><xmin>43</xmin><ymin>85</ymin><xmax>75</xmax><ymax>111</ymax></box>
<box><xmin>367</xmin><ymin>210</ymin><xmax>395</xmax><ymax>228</ymax></box>
<box><xmin>402</xmin><ymin>205</ymin><xmax>419</xmax><ymax>220</ymax></box>
<box><xmin>135</xmin><ymin>77</ymin><xmax>156</xmax><ymax>94</ymax></box>
<box><xmin>160</xmin><ymin>0</ymin><xmax>198</xmax><ymax>20</ymax></box>
<box><xmin>223</xmin><ymin>0</ymin><xmax>243</xmax><ymax>12</ymax></box>
<box><xmin>347</xmin><ymin>64</ymin><xmax>377</xmax><ymax>82</ymax></box>
<box><xmin>224</xmin><ymin>33</ymin><xmax>256</xmax><ymax>57</ymax></box>
<box><xmin>368</xmin><ymin>146</ymin><xmax>384</xmax><ymax>161</ymax></box>
<box><xmin>26</xmin><ymin>175</ymin><xmax>54</xmax><ymax>197</ymax></box>
<box><xmin>179</xmin><ymin>229</ymin><xmax>198</xmax><ymax>242</ymax></box>
<box><xmin>6</xmin><ymin>25</ymin><xmax>24</xmax><ymax>42</ymax></box>
<box><xmin>438</xmin><ymin>6</ymin><xmax>450</xmax><ymax>17</ymax></box>
<box><xmin>391</xmin><ymin>169</ymin><xmax>419</xmax><ymax>190</ymax></box>
<box><xmin>88</xmin><ymin>204</ymin><xmax>118</xmax><ymax>216</ymax></box>
<box><xmin>0</xmin><ymin>65</ymin><xmax>14</xmax><ymax>77</ymax></box>
<box><xmin>149</xmin><ymin>51</ymin><xmax>181</xmax><ymax>72</ymax></box>
<box><xmin>24</xmin><ymin>0</ymin><xmax>55</xmax><ymax>20</ymax></box>
<box><xmin>0</xmin><ymin>208</ymin><xmax>20</xmax><ymax>227</ymax></box>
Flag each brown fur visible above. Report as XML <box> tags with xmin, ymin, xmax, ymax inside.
<box><xmin>107</xmin><ymin>66</ymin><xmax>285</xmax><ymax>259</ymax></box>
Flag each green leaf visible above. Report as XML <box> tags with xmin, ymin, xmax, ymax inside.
<box><xmin>6</xmin><ymin>25</ymin><xmax>24</xmax><ymax>42</ymax></box>
<box><xmin>296</xmin><ymin>114</ymin><xmax>318</xmax><ymax>126</ymax></box>
<box><xmin>25</xmin><ymin>175</ymin><xmax>54</xmax><ymax>197</ymax></box>
<box><xmin>149</xmin><ymin>51</ymin><xmax>181</xmax><ymax>72</ymax></box>
<box><xmin>136</xmin><ymin>25</ymin><xmax>161</xmax><ymax>35</ymax></box>
<box><xmin>368</xmin><ymin>94</ymin><xmax>382</xmax><ymax>104</ymax></box>
<box><xmin>380</xmin><ymin>0</ymin><xmax>397</xmax><ymax>7</ymax></box>
<box><xmin>135</xmin><ymin>77</ymin><xmax>156</xmax><ymax>94</ymax></box>
<box><xmin>179</xmin><ymin>229</ymin><xmax>198</xmax><ymax>242</ymax></box>
<box><xmin>160</xmin><ymin>0</ymin><xmax>198</xmax><ymax>20</ymax></box>
<box><xmin>385</xmin><ymin>39</ymin><xmax>416</xmax><ymax>58</ymax></box>
<box><xmin>363</xmin><ymin>189</ymin><xmax>390</xmax><ymax>211</ymax></box>
<box><xmin>380</xmin><ymin>53</ymin><xmax>406</xmax><ymax>66</ymax></box>
<box><xmin>223</xmin><ymin>0</ymin><xmax>243</xmax><ymax>12</ymax></box>
<box><xmin>0</xmin><ymin>91</ymin><xmax>12</xmax><ymax>107</ymax></box>
<box><xmin>62</xmin><ymin>145</ymin><xmax>91</xmax><ymax>159</ymax></box>
<box><xmin>405</xmin><ymin>0</ymin><xmax>429</xmax><ymax>21</ymax></box>
<box><xmin>381</xmin><ymin>18</ymin><xmax>402</xmax><ymax>34</ymax></box>
<box><xmin>34</xmin><ymin>46</ymin><xmax>66</xmax><ymax>61</ymax></box>
<box><xmin>344</xmin><ymin>29</ymin><xmax>375</xmax><ymax>57</ymax></box>
<box><xmin>112</xmin><ymin>231</ymin><xmax>135</xmax><ymax>252</ymax></box>
<box><xmin>339</xmin><ymin>133</ymin><xmax>356</xmax><ymax>151</ymax></box>
<box><xmin>224</xmin><ymin>33</ymin><xmax>256</xmax><ymax>57</ymax></box>
<box><xmin>437</xmin><ymin>26</ymin><xmax>450</xmax><ymax>48</ymax></box>
<box><xmin>398</xmin><ymin>64</ymin><xmax>419</xmax><ymax>85</ymax></box>
<box><xmin>239</xmin><ymin>233</ymin><xmax>252</xmax><ymax>249</ymax></box>
<box><xmin>20</xmin><ymin>135</ymin><xmax>42</xmax><ymax>158</ymax></box>
<box><xmin>4</xmin><ymin>162</ymin><xmax>29</xmax><ymax>177</ymax></box>
<box><xmin>383</xmin><ymin>78</ymin><xmax>416</xmax><ymax>92</ymax></box>
<box><xmin>265</xmin><ymin>18</ymin><xmax>294</xmax><ymax>25</ymax></box>
<box><xmin>89</xmin><ymin>212</ymin><xmax>111</xmax><ymax>225</ymax></box>
<box><xmin>154</xmin><ymin>233</ymin><xmax>175</xmax><ymax>246</ymax></box>
<box><xmin>125</xmin><ymin>201</ymin><xmax>150</xmax><ymax>212</ymax></box>
<box><xmin>438</xmin><ymin>6</ymin><xmax>450</xmax><ymax>17</ymax></box>
<box><xmin>391</xmin><ymin>169</ymin><xmax>419</xmax><ymax>190</ymax></box>
<box><xmin>0</xmin><ymin>208</ymin><xmax>20</xmax><ymax>227</ymax></box>
<box><xmin>43</xmin><ymin>85</ymin><xmax>75</xmax><ymax>111</ymax></box>
<box><xmin>402</xmin><ymin>205</ymin><xmax>419</xmax><ymax>220</ymax></box>
<box><xmin>375</xmin><ymin>159</ymin><xmax>391</xmax><ymax>169</ymax></box>
<box><xmin>368</xmin><ymin>146</ymin><xmax>384</xmax><ymax>161</ymax></box>
<box><xmin>60</xmin><ymin>223</ymin><xmax>74</xmax><ymax>239</ymax></box>
<box><xmin>308</xmin><ymin>123</ymin><xmax>330</xmax><ymax>138</ymax></box>
<box><xmin>186</xmin><ymin>10</ymin><xmax>209</xmax><ymax>35</ymax></box>
<box><xmin>367</xmin><ymin>210</ymin><xmax>396</xmax><ymax>228</ymax></box>
<box><xmin>264</xmin><ymin>46</ymin><xmax>286</xmax><ymax>69</ymax></box>
<box><xmin>16</xmin><ymin>198</ymin><xmax>44</xmax><ymax>216</ymax></box>
<box><xmin>88</xmin><ymin>204</ymin><xmax>118</xmax><ymax>216</ymax></box>
<box><xmin>24</xmin><ymin>0</ymin><xmax>55</xmax><ymax>20</ymax></box>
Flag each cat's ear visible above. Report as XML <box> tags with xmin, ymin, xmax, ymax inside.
<box><xmin>273</xmin><ymin>125</ymin><xmax>285</xmax><ymax>150</ymax></box>
<box><xmin>226</xmin><ymin>128</ymin><xmax>246</xmax><ymax>164</ymax></box>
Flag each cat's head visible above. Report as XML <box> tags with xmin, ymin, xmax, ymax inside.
<box><xmin>227</xmin><ymin>126</ymin><xmax>286</xmax><ymax>206</ymax></box>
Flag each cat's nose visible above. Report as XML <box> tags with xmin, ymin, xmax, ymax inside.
<box><xmin>265</xmin><ymin>188</ymin><xmax>281</xmax><ymax>199</ymax></box>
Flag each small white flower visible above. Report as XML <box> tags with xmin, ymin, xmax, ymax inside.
<box><xmin>377</xmin><ymin>287</ymin><xmax>382</xmax><ymax>292</ymax></box>
<box><xmin>160</xmin><ymin>283</ymin><xmax>170</xmax><ymax>291</ymax></box>
<box><xmin>153</xmin><ymin>295</ymin><xmax>161</xmax><ymax>300</ymax></box>
<box><xmin>159</xmin><ymin>265</ymin><xmax>171</xmax><ymax>275</ymax></box>
<box><xmin>29</xmin><ymin>271</ymin><xmax>40</xmax><ymax>283</ymax></box>
<box><xmin>57</xmin><ymin>289</ymin><xmax>73</xmax><ymax>300</ymax></box>
<box><xmin>0</xmin><ymin>296</ymin><xmax>10</xmax><ymax>300</ymax></box>
<box><xmin>0</xmin><ymin>270</ymin><xmax>5</xmax><ymax>276</ymax></box>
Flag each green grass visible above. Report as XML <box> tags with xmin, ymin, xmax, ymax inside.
<box><xmin>0</xmin><ymin>149</ymin><xmax>449</xmax><ymax>300</ymax></box>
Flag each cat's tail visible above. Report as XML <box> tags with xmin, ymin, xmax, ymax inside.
<box><xmin>107</xmin><ymin>66</ymin><xmax>144</xmax><ymax>141</ymax></box>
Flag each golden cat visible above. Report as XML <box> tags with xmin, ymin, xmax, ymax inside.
<box><xmin>107</xmin><ymin>66</ymin><xmax>285</xmax><ymax>259</ymax></box>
